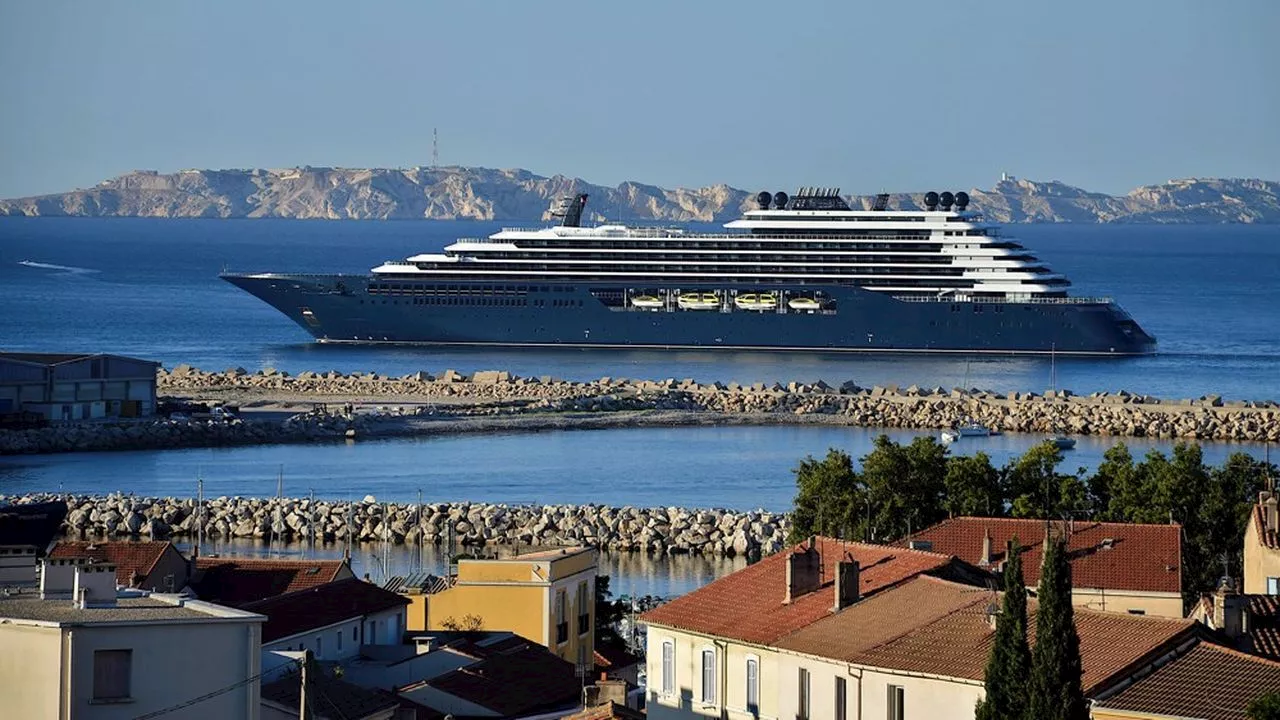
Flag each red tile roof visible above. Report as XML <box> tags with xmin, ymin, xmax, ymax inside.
<box><xmin>192</xmin><ymin>556</ymin><xmax>351</xmax><ymax>605</ymax></box>
<box><xmin>243</xmin><ymin>577</ymin><xmax>408</xmax><ymax>642</ymax></box>
<box><xmin>900</xmin><ymin>517</ymin><xmax>1182</xmax><ymax>594</ymax></box>
<box><xmin>1095</xmin><ymin>642</ymin><xmax>1280</xmax><ymax>720</ymax></box>
<box><xmin>640</xmin><ymin>537</ymin><xmax>981</xmax><ymax>645</ymax></box>
<box><xmin>413</xmin><ymin>637</ymin><xmax>580</xmax><ymax>716</ymax></box>
<box><xmin>791</xmin><ymin>578</ymin><xmax>1198</xmax><ymax>694</ymax></box>
<box><xmin>49</xmin><ymin>540</ymin><xmax>175</xmax><ymax>588</ymax></box>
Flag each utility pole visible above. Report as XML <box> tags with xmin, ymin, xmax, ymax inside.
<box><xmin>196</xmin><ymin>471</ymin><xmax>204</xmax><ymax>559</ymax></box>
<box><xmin>299</xmin><ymin>649</ymin><xmax>311</xmax><ymax>720</ymax></box>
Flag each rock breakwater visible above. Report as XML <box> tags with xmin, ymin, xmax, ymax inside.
<box><xmin>3</xmin><ymin>494</ymin><xmax>790</xmax><ymax>557</ymax></box>
<box><xmin>160</xmin><ymin>365</ymin><xmax>1280</xmax><ymax>442</ymax></box>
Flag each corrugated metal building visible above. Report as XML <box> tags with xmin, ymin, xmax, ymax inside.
<box><xmin>0</xmin><ymin>352</ymin><xmax>159</xmax><ymax>421</ymax></box>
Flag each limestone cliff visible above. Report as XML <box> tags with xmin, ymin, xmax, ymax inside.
<box><xmin>1</xmin><ymin>166</ymin><xmax>1276</xmax><ymax>223</ymax></box>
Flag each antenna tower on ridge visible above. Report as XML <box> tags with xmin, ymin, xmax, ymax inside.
<box><xmin>432</xmin><ymin>128</ymin><xmax>439</xmax><ymax>169</ymax></box>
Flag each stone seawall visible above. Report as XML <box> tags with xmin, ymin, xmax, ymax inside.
<box><xmin>5</xmin><ymin>365</ymin><xmax>1278</xmax><ymax>455</ymax></box>
<box><xmin>2</xmin><ymin>494</ymin><xmax>790</xmax><ymax>557</ymax></box>
<box><xmin>160</xmin><ymin>365</ymin><xmax>1280</xmax><ymax>442</ymax></box>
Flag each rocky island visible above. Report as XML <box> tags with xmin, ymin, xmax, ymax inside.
<box><xmin>1</xmin><ymin>166</ymin><xmax>1276</xmax><ymax>223</ymax></box>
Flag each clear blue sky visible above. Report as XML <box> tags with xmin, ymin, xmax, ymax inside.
<box><xmin>1</xmin><ymin>0</ymin><xmax>1276</xmax><ymax>199</ymax></box>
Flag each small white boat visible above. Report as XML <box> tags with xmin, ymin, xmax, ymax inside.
<box><xmin>734</xmin><ymin>293</ymin><xmax>778</xmax><ymax>311</ymax></box>
<box><xmin>788</xmin><ymin>297</ymin><xmax>821</xmax><ymax>311</ymax></box>
<box><xmin>1049</xmin><ymin>434</ymin><xmax>1077</xmax><ymax>450</ymax></box>
<box><xmin>940</xmin><ymin>430</ymin><xmax>960</xmax><ymax>444</ymax></box>
<box><xmin>954</xmin><ymin>420</ymin><xmax>992</xmax><ymax>437</ymax></box>
<box><xmin>630</xmin><ymin>295</ymin><xmax>664</xmax><ymax>310</ymax></box>
<box><xmin>677</xmin><ymin>292</ymin><xmax>720</xmax><ymax>310</ymax></box>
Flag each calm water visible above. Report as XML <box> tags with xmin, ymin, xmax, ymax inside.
<box><xmin>2</xmin><ymin>218</ymin><xmax>1279</xmax><ymax>400</ymax></box>
<box><xmin>185</xmin><ymin>537</ymin><xmax>744</xmax><ymax>600</ymax></box>
<box><xmin>1</xmin><ymin>425</ymin><xmax>1270</xmax><ymax>512</ymax></box>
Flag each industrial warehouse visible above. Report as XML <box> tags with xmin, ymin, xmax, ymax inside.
<box><xmin>0</xmin><ymin>352</ymin><xmax>158</xmax><ymax>424</ymax></box>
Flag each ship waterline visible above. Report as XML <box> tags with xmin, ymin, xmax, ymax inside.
<box><xmin>222</xmin><ymin>188</ymin><xmax>1156</xmax><ymax>355</ymax></box>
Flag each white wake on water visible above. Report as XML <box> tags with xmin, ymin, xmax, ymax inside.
<box><xmin>17</xmin><ymin>260</ymin><xmax>100</xmax><ymax>274</ymax></box>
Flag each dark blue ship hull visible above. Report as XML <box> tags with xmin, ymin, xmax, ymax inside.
<box><xmin>221</xmin><ymin>273</ymin><xmax>1156</xmax><ymax>355</ymax></box>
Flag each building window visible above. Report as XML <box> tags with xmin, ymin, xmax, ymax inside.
<box><xmin>336</xmin><ymin>629</ymin><xmax>343</xmax><ymax>652</ymax></box>
<box><xmin>746</xmin><ymin>656</ymin><xmax>759</xmax><ymax>714</ymax></box>
<box><xmin>577</xmin><ymin>581</ymin><xmax>591</xmax><ymax>636</ymax></box>
<box><xmin>93</xmin><ymin>649</ymin><xmax>132</xmax><ymax>701</ymax></box>
<box><xmin>887</xmin><ymin>684</ymin><xmax>905</xmax><ymax>720</ymax></box>
<box><xmin>353</xmin><ymin>627</ymin><xmax>358</xmax><ymax>643</ymax></box>
<box><xmin>1269</xmin><ymin>577</ymin><xmax>1279</xmax><ymax>595</ymax></box>
<box><xmin>835</xmin><ymin>676</ymin><xmax>847</xmax><ymax>720</ymax></box>
<box><xmin>316</xmin><ymin>635</ymin><xmax>323</xmax><ymax>658</ymax></box>
<box><xmin>701</xmin><ymin>648</ymin><xmax>716</xmax><ymax>704</ymax></box>
<box><xmin>661</xmin><ymin>641</ymin><xmax>674</xmax><ymax>696</ymax></box>
<box><xmin>798</xmin><ymin>667</ymin><xmax>810</xmax><ymax>719</ymax></box>
<box><xmin>556</xmin><ymin>590</ymin><xmax>569</xmax><ymax>644</ymax></box>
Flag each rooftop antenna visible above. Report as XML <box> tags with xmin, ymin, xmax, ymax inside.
<box><xmin>432</xmin><ymin>128</ymin><xmax>439</xmax><ymax>169</ymax></box>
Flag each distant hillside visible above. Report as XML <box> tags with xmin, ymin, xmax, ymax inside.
<box><xmin>1</xmin><ymin>167</ymin><xmax>1277</xmax><ymax>223</ymax></box>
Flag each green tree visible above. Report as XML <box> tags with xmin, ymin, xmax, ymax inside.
<box><xmin>944</xmin><ymin>452</ymin><xmax>1004</xmax><ymax>518</ymax></box>
<box><xmin>1027</xmin><ymin>536</ymin><xmax>1087</xmax><ymax>720</ymax></box>
<box><xmin>1005</xmin><ymin>442</ymin><xmax>1087</xmax><ymax>520</ymax></box>
<box><xmin>594</xmin><ymin>575</ymin><xmax>624</xmax><ymax>641</ymax></box>
<box><xmin>862</xmin><ymin>435</ymin><xmax>948</xmax><ymax>540</ymax></box>
<box><xmin>1247</xmin><ymin>691</ymin><xmax>1280</xmax><ymax>720</ymax></box>
<box><xmin>975</xmin><ymin>539</ymin><xmax>1030</xmax><ymax>720</ymax></box>
<box><xmin>1089</xmin><ymin>443</ymin><xmax>1136</xmax><ymax>520</ymax></box>
<box><xmin>790</xmin><ymin>448</ymin><xmax>862</xmax><ymax>542</ymax></box>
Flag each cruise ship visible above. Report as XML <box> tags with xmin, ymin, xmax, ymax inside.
<box><xmin>222</xmin><ymin>188</ymin><xmax>1156</xmax><ymax>355</ymax></box>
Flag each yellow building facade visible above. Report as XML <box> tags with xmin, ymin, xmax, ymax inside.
<box><xmin>401</xmin><ymin>547</ymin><xmax>597</xmax><ymax>667</ymax></box>
<box><xmin>1244</xmin><ymin>492</ymin><xmax>1280</xmax><ymax>595</ymax></box>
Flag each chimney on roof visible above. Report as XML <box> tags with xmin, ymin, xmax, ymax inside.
<box><xmin>784</xmin><ymin>540</ymin><xmax>822</xmax><ymax>604</ymax></box>
<box><xmin>1213</xmin><ymin>576</ymin><xmax>1246</xmax><ymax>638</ymax></box>
<box><xmin>833</xmin><ymin>555</ymin><xmax>860</xmax><ymax>611</ymax></box>
<box><xmin>980</xmin><ymin>529</ymin><xmax>993</xmax><ymax>566</ymax></box>
<box><xmin>1261</xmin><ymin>491</ymin><xmax>1278</xmax><ymax>535</ymax></box>
<box><xmin>73</xmin><ymin>563</ymin><xmax>118</xmax><ymax>609</ymax></box>
<box><xmin>41</xmin><ymin>557</ymin><xmax>89</xmax><ymax>600</ymax></box>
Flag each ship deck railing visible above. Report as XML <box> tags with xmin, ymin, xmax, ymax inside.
<box><xmin>892</xmin><ymin>294</ymin><xmax>1114</xmax><ymax>305</ymax></box>
<box><xmin>464</xmin><ymin>232</ymin><xmax>973</xmax><ymax>243</ymax></box>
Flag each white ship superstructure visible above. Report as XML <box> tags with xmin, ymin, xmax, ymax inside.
<box><xmin>371</xmin><ymin>189</ymin><xmax>1073</xmax><ymax>302</ymax></box>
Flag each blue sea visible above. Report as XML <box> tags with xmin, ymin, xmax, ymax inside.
<box><xmin>3</xmin><ymin>217</ymin><xmax>1278</xmax><ymax>595</ymax></box>
<box><xmin>3</xmin><ymin>217</ymin><xmax>1279</xmax><ymax>400</ymax></box>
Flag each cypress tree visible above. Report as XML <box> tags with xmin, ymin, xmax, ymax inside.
<box><xmin>975</xmin><ymin>539</ymin><xmax>1031</xmax><ymax>720</ymax></box>
<box><xmin>1027</xmin><ymin>534</ymin><xmax>1087</xmax><ymax>720</ymax></box>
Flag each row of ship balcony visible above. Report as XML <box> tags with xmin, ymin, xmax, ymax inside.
<box><xmin>891</xmin><ymin>293</ymin><xmax>1115</xmax><ymax>305</ymax></box>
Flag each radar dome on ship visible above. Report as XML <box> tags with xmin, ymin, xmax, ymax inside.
<box><xmin>955</xmin><ymin>191</ymin><xmax>970</xmax><ymax>210</ymax></box>
<box><xmin>772</xmin><ymin>191</ymin><xmax>789</xmax><ymax>209</ymax></box>
<box><xmin>756</xmin><ymin>191</ymin><xmax>772</xmax><ymax>209</ymax></box>
<box><xmin>924</xmin><ymin>191</ymin><xmax>940</xmax><ymax>210</ymax></box>
<box><xmin>939</xmin><ymin>191</ymin><xmax>955</xmax><ymax>209</ymax></box>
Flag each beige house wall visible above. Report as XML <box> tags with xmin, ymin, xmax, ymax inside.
<box><xmin>857</xmin><ymin>667</ymin><xmax>983</xmax><ymax>720</ymax></box>
<box><xmin>67</xmin><ymin>621</ymin><xmax>261</xmax><ymax>720</ymax></box>
<box><xmin>0</xmin><ymin>617</ymin><xmax>261</xmax><ymax>720</ymax></box>
<box><xmin>1244</xmin><ymin>511</ymin><xmax>1280</xmax><ymax>595</ymax></box>
<box><xmin>1070</xmin><ymin>588</ymin><xmax>1184</xmax><ymax>618</ymax></box>
<box><xmin>646</xmin><ymin>626</ymin><xmax>990</xmax><ymax>720</ymax></box>
<box><xmin>645</xmin><ymin>626</ymin><xmax>784</xmax><ymax>720</ymax></box>
<box><xmin>0</xmin><ymin>623</ymin><xmax>64</xmax><ymax>719</ymax></box>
